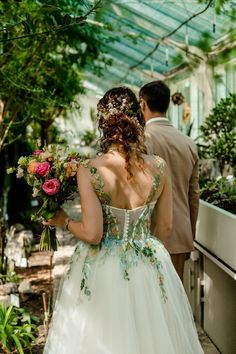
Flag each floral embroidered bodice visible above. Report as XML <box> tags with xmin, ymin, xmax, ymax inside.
<box><xmin>102</xmin><ymin>202</ymin><xmax>156</xmax><ymax>245</ymax></box>
<box><xmin>67</xmin><ymin>156</ymin><xmax>169</xmax><ymax>302</ymax></box>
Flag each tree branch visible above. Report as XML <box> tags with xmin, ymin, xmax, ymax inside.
<box><xmin>2</xmin><ymin>133</ymin><xmax>22</xmax><ymax>149</ymax></box>
<box><xmin>21</xmin><ymin>39</ymin><xmax>46</xmax><ymax>71</ymax></box>
<box><xmin>0</xmin><ymin>106</ymin><xmax>20</xmax><ymax>152</ymax></box>
<box><xmin>0</xmin><ymin>0</ymin><xmax>102</xmax><ymax>43</ymax></box>
<box><xmin>2</xmin><ymin>96</ymin><xmax>13</xmax><ymax>120</ymax></box>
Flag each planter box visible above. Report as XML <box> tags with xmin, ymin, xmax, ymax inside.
<box><xmin>196</xmin><ymin>200</ymin><xmax>236</xmax><ymax>273</ymax></box>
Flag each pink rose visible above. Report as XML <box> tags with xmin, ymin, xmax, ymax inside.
<box><xmin>35</xmin><ymin>162</ymin><xmax>51</xmax><ymax>177</ymax></box>
<box><xmin>42</xmin><ymin>179</ymin><xmax>60</xmax><ymax>195</ymax></box>
<box><xmin>34</xmin><ymin>150</ymin><xmax>44</xmax><ymax>157</ymax></box>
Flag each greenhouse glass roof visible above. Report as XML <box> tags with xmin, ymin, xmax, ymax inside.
<box><xmin>84</xmin><ymin>0</ymin><xmax>236</xmax><ymax>94</ymax></box>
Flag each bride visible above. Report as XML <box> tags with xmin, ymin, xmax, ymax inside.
<box><xmin>43</xmin><ymin>87</ymin><xmax>203</xmax><ymax>353</ymax></box>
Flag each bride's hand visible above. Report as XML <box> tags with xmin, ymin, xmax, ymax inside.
<box><xmin>43</xmin><ymin>209</ymin><xmax>68</xmax><ymax>228</ymax></box>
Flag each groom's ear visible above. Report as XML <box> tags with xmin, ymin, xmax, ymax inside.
<box><xmin>139</xmin><ymin>98</ymin><xmax>145</xmax><ymax>112</ymax></box>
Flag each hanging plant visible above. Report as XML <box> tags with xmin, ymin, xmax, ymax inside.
<box><xmin>171</xmin><ymin>92</ymin><xmax>185</xmax><ymax>105</ymax></box>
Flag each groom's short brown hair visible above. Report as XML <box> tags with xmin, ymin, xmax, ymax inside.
<box><xmin>139</xmin><ymin>81</ymin><xmax>170</xmax><ymax>114</ymax></box>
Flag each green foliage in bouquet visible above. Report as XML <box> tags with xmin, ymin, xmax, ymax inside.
<box><xmin>0</xmin><ymin>304</ymin><xmax>39</xmax><ymax>354</ymax></box>
<box><xmin>8</xmin><ymin>145</ymin><xmax>81</xmax><ymax>251</ymax></box>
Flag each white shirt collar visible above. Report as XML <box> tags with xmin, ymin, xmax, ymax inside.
<box><xmin>145</xmin><ymin>117</ymin><xmax>168</xmax><ymax>126</ymax></box>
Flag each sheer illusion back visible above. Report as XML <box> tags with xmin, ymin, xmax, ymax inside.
<box><xmin>44</xmin><ymin>155</ymin><xmax>204</xmax><ymax>354</ymax></box>
<box><xmin>81</xmin><ymin>155</ymin><xmax>165</xmax><ymax>243</ymax></box>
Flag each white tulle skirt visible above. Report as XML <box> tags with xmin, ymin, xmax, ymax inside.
<box><xmin>43</xmin><ymin>239</ymin><xmax>203</xmax><ymax>354</ymax></box>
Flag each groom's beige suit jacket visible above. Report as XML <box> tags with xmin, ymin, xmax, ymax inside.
<box><xmin>145</xmin><ymin>118</ymin><xmax>199</xmax><ymax>254</ymax></box>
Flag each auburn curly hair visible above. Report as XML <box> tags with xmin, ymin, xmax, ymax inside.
<box><xmin>97</xmin><ymin>87</ymin><xmax>147</xmax><ymax>179</ymax></box>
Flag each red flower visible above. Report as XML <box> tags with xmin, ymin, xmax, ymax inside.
<box><xmin>34</xmin><ymin>150</ymin><xmax>44</xmax><ymax>157</ymax></box>
<box><xmin>35</xmin><ymin>162</ymin><xmax>50</xmax><ymax>177</ymax></box>
<box><xmin>42</xmin><ymin>179</ymin><xmax>60</xmax><ymax>195</ymax></box>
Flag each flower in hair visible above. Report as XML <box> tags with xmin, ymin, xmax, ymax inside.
<box><xmin>120</xmin><ymin>98</ymin><xmax>128</xmax><ymax>110</ymax></box>
<box><xmin>109</xmin><ymin>108</ymin><xmax>118</xmax><ymax>115</ymax></box>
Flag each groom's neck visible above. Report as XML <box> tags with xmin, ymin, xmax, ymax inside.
<box><xmin>144</xmin><ymin>111</ymin><xmax>167</xmax><ymax>122</ymax></box>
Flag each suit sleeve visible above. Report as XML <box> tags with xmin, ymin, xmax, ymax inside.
<box><xmin>189</xmin><ymin>158</ymin><xmax>200</xmax><ymax>239</ymax></box>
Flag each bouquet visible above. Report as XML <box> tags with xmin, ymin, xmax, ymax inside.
<box><xmin>8</xmin><ymin>145</ymin><xmax>81</xmax><ymax>251</ymax></box>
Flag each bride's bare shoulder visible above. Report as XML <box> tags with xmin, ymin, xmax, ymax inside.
<box><xmin>87</xmin><ymin>153</ymin><xmax>118</xmax><ymax>169</ymax></box>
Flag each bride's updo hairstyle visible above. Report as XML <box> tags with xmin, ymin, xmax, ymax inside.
<box><xmin>97</xmin><ymin>87</ymin><xmax>147</xmax><ymax>179</ymax></box>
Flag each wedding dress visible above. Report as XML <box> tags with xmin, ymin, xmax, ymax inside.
<box><xmin>44</xmin><ymin>158</ymin><xmax>203</xmax><ymax>354</ymax></box>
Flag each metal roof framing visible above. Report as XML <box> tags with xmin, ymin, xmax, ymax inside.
<box><xmin>85</xmin><ymin>0</ymin><xmax>236</xmax><ymax>94</ymax></box>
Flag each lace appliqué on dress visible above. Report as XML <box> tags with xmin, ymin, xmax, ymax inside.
<box><xmin>68</xmin><ymin>157</ymin><xmax>168</xmax><ymax>302</ymax></box>
<box><xmin>81</xmin><ymin>160</ymin><xmax>112</xmax><ymax>205</ymax></box>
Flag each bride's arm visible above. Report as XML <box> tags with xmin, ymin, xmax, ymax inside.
<box><xmin>151</xmin><ymin>166</ymin><xmax>172</xmax><ymax>244</ymax></box>
<box><xmin>45</xmin><ymin>164</ymin><xmax>103</xmax><ymax>245</ymax></box>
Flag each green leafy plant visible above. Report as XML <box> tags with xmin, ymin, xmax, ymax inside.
<box><xmin>196</xmin><ymin>31</ymin><xmax>213</xmax><ymax>53</ymax></box>
<box><xmin>200</xmin><ymin>177</ymin><xmax>236</xmax><ymax>214</ymax></box>
<box><xmin>0</xmin><ymin>0</ymin><xmax>113</xmax><ymax>265</ymax></box>
<box><xmin>179</xmin><ymin>121</ymin><xmax>194</xmax><ymax>137</ymax></box>
<box><xmin>0</xmin><ymin>271</ymin><xmax>20</xmax><ymax>285</ymax></box>
<box><xmin>0</xmin><ymin>304</ymin><xmax>39</xmax><ymax>353</ymax></box>
<box><xmin>198</xmin><ymin>94</ymin><xmax>236</xmax><ymax>214</ymax></box>
<box><xmin>79</xmin><ymin>107</ymin><xmax>98</xmax><ymax>149</ymax></box>
<box><xmin>198</xmin><ymin>93</ymin><xmax>236</xmax><ymax>175</ymax></box>
<box><xmin>80</xmin><ymin>130</ymin><xmax>98</xmax><ymax>147</ymax></box>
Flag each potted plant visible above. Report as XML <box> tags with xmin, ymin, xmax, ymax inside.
<box><xmin>196</xmin><ymin>93</ymin><xmax>236</xmax><ymax>271</ymax></box>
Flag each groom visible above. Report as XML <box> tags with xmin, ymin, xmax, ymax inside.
<box><xmin>139</xmin><ymin>81</ymin><xmax>199</xmax><ymax>281</ymax></box>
